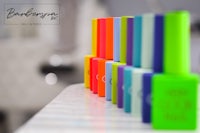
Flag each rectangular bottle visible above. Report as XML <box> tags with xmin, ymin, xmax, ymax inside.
<box><xmin>91</xmin><ymin>18</ymin><xmax>106</xmax><ymax>94</ymax></box>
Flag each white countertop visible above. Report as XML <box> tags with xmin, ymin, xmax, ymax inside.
<box><xmin>16</xmin><ymin>83</ymin><xmax>200</xmax><ymax>133</ymax></box>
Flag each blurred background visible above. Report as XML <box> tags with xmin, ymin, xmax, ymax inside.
<box><xmin>0</xmin><ymin>0</ymin><xmax>200</xmax><ymax>132</ymax></box>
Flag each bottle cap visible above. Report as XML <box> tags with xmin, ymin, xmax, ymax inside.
<box><xmin>97</xmin><ymin>18</ymin><xmax>106</xmax><ymax>58</ymax></box>
<box><xmin>153</xmin><ymin>15</ymin><xmax>164</xmax><ymax>72</ymax></box>
<box><xmin>114</xmin><ymin>17</ymin><xmax>121</xmax><ymax>62</ymax></box>
<box><xmin>164</xmin><ymin>11</ymin><xmax>190</xmax><ymax>74</ymax></box>
<box><xmin>127</xmin><ymin>17</ymin><xmax>134</xmax><ymax>65</ymax></box>
<box><xmin>105</xmin><ymin>17</ymin><xmax>114</xmax><ymax>60</ymax></box>
<box><xmin>133</xmin><ymin>16</ymin><xmax>142</xmax><ymax>67</ymax></box>
<box><xmin>141</xmin><ymin>14</ymin><xmax>154</xmax><ymax>69</ymax></box>
<box><xmin>91</xmin><ymin>19</ymin><xmax>97</xmax><ymax>56</ymax></box>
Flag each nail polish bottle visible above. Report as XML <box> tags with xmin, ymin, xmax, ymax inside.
<box><xmin>152</xmin><ymin>11</ymin><xmax>199</xmax><ymax>130</ymax></box>
<box><xmin>142</xmin><ymin>15</ymin><xmax>164</xmax><ymax>123</ymax></box>
<box><xmin>91</xmin><ymin>18</ymin><xmax>106</xmax><ymax>94</ymax></box>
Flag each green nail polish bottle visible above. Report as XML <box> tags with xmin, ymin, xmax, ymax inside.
<box><xmin>152</xmin><ymin>11</ymin><xmax>199</xmax><ymax>130</ymax></box>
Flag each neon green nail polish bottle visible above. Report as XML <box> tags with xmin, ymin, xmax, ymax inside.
<box><xmin>152</xmin><ymin>11</ymin><xmax>199</xmax><ymax>130</ymax></box>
